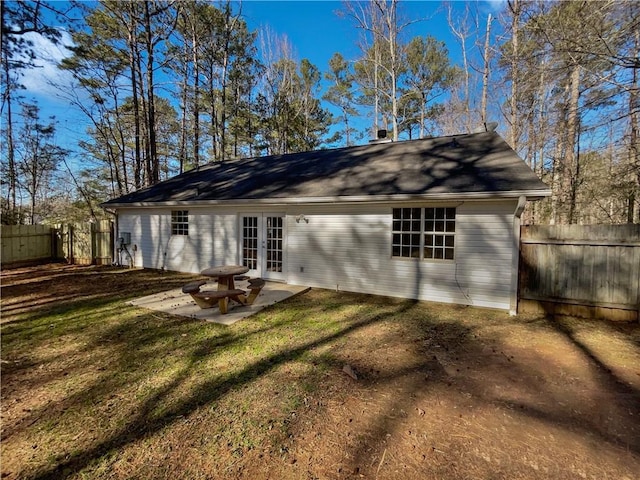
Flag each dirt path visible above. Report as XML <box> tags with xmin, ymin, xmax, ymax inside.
<box><xmin>252</xmin><ymin>305</ymin><xmax>640</xmax><ymax>479</ymax></box>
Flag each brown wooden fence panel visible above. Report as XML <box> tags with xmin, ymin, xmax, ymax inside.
<box><xmin>2</xmin><ymin>221</ymin><xmax>113</xmax><ymax>267</ymax></box>
<box><xmin>93</xmin><ymin>220</ymin><xmax>114</xmax><ymax>266</ymax></box>
<box><xmin>519</xmin><ymin>225</ymin><xmax>640</xmax><ymax>321</ymax></box>
<box><xmin>71</xmin><ymin>223</ymin><xmax>93</xmax><ymax>265</ymax></box>
<box><xmin>1</xmin><ymin>224</ymin><xmax>53</xmax><ymax>264</ymax></box>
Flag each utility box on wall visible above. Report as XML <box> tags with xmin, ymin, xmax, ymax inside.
<box><xmin>118</xmin><ymin>232</ymin><xmax>131</xmax><ymax>246</ymax></box>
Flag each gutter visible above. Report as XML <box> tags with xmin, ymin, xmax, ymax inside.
<box><xmin>510</xmin><ymin>195</ymin><xmax>527</xmax><ymax>315</ymax></box>
<box><xmin>100</xmin><ymin>189</ymin><xmax>552</xmax><ymax>209</ymax></box>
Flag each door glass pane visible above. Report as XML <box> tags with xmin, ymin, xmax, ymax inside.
<box><xmin>266</xmin><ymin>216</ymin><xmax>283</xmax><ymax>272</ymax></box>
<box><xmin>242</xmin><ymin>217</ymin><xmax>258</xmax><ymax>270</ymax></box>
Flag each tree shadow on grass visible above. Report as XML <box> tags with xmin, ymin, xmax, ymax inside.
<box><xmin>294</xmin><ymin>305</ymin><xmax>640</xmax><ymax>478</ymax></box>
<box><xmin>28</xmin><ymin>295</ymin><xmax>409</xmax><ymax>479</ymax></box>
<box><xmin>5</xmin><ymin>265</ymin><xmax>639</xmax><ymax>479</ymax></box>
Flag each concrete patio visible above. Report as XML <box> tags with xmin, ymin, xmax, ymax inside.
<box><xmin>128</xmin><ymin>279</ymin><xmax>310</xmax><ymax>325</ymax></box>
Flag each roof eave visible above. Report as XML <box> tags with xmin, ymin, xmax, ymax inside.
<box><xmin>100</xmin><ymin>189</ymin><xmax>552</xmax><ymax>209</ymax></box>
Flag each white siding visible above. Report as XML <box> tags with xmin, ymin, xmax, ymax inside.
<box><xmin>117</xmin><ymin>207</ymin><xmax>240</xmax><ymax>273</ymax></box>
<box><xmin>116</xmin><ymin>199</ymin><xmax>518</xmax><ymax>310</ymax></box>
<box><xmin>286</xmin><ymin>200</ymin><xmax>517</xmax><ymax>310</ymax></box>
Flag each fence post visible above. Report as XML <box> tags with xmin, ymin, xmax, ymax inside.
<box><xmin>51</xmin><ymin>227</ymin><xmax>57</xmax><ymax>261</ymax></box>
<box><xmin>91</xmin><ymin>222</ymin><xmax>96</xmax><ymax>265</ymax></box>
<box><xmin>68</xmin><ymin>224</ymin><xmax>74</xmax><ymax>265</ymax></box>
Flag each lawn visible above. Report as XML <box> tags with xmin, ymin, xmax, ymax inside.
<box><xmin>1</xmin><ymin>263</ymin><xmax>639</xmax><ymax>480</ymax></box>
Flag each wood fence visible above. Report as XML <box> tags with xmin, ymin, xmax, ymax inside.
<box><xmin>1</xmin><ymin>221</ymin><xmax>113</xmax><ymax>266</ymax></box>
<box><xmin>519</xmin><ymin>224</ymin><xmax>640</xmax><ymax>321</ymax></box>
<box><xmin>1</xmin><ymin>224</ymin><xmax>54</xmax><ymax>264</ymax></box>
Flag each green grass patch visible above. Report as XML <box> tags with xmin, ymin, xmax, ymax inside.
<box><xmin>3</xmin><ymin>265</ymin><xmax>638</xmax><ymax>480</ymax></box>
<box><xmin>1</xmin><ymin>266</ymin><xmax>399</xmax><ymax>479</ymax></box>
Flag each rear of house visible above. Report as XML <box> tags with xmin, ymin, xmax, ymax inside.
<box><xmin>103</xmin><ymin>131</ymin><xmax>551</xmax><ymax>313</ymax></box>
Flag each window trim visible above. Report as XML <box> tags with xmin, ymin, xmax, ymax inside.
<box><xmin>171</xmin><ymin>210</ymin><xmax>189</xmax><ymax>236</ymax></box>
<box><xmin>391</xmin><ymin>206</ymin><xmax>457</xmax><ymax>262</ymax></box>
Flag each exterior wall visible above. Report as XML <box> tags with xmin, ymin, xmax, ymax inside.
<box><xmin>116</xmin><ymin>207</ymin><xmax>240</xmax><ymax>272</ymax></box>
<box><xmin>286</xmin><ymin>200</ymin><xmax>517</xmax><ymax>310</ymax></box>
<box><xmin>115</xmin><ymin>199</ymin><xmax>517</xmax><ymax>310</ymax></box>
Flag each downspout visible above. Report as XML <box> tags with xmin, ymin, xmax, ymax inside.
<box><xmin>510</xmin><ymin>195</ymin><xmax>527</xmax><ymax>315</ymax></box>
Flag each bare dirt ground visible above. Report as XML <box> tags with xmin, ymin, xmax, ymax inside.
<box><xmin>1</xmin><ymin>263</ymin><xmax>639</xmax><ymax>480</ymax></box>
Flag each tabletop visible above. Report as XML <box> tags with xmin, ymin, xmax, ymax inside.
<box><xmin>201</xmin><ymin>265</ymin><xmax>250</xmax><ymax>277</ymax></box>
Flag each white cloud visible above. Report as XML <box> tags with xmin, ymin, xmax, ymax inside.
<box><xmin>482</xmin><ymin>0</ymin><xmax>508</xmax><ymax>14</ymax></box>
<box><xmin>15</xmin><ymin>29</ymin><xmax>75</xmax><ymax>101</ymax></box>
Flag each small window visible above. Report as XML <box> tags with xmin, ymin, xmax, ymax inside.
<box><xmin>171</xmin><ymin>210</ymin><xmax>189</xmax><ymax>235</ymax></box>
<box><xmin>392</xmin><ymin>207</ymin><xmax>456</xmax><ymax>261</ymax></box>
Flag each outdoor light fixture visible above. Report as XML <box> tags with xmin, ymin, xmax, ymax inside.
<box><xmin>295</xmin><ymin>214</ymin><xmax>308</xmax><ymax>224</ymax></box>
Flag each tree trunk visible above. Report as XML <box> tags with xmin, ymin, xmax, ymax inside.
<box><xmin>629</xmin><ymin>17</ymin><xmax>639</xmax><ymax>223</ymax></box>
<box><xmin>509</xmin><ymin>0</ymin><xmax>521</xmax><ymax>150</ymax></box>
<box><xmin>447</xmin><ymin>3</ymin><xmax>471</xmax><ymax>131</ymax></box>
<box><xmin>386</xmin><ymin>0</ymin><xmax>399</xmax><ymax>141</ymax></box>
<box><xmin>563</xmin><ymin>64</ymin><xmax>581</xmax><ymax>224</ymax></box>
<box><xmin>2</xmin><ymin>51</ymin><xmax>17</xmax><ymax>215</ymax></box>
<box><xmin>179</xmin><ymin>76</ymin><xmax>187</xmax><ymax>173</ymax></box>
<box><xmin>126</xmin><ymin>4</ymin><xmax>142</xmax><ymax>189</ymax></box>
<box><xmin>143</xmin><ymin>1</ymin><xmax>158</xmax><ymax>184</ymax></box>
<box><xmin>191</xmin><ymin>16</ymin><xmax>201</xmax><ymax>167</ymax></box>
<box><xmin>481</xmin><ymin>13</ymin><xmax>492</xmax><ymax>125</ymax></box>
<box><xmin>419</xmin><ymin>92</ymin><xmax>426</xmax><ymax>139</ymax></box>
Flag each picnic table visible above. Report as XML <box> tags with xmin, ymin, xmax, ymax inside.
<box><xmin>201</xmin><ymin>265</ymin><xmax>250</xmax><ymax>291</ymax></box>
<box><xmin>185</xmin><ymin>265</ymin><xmax>253</xmax><ymax>314</ymax></box>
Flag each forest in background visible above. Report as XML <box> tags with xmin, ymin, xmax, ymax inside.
<box><xmin>1</xmin><ymin>0</ymin><xmax>638</xmax><ymax>226</ymax></box>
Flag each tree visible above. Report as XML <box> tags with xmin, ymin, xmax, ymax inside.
<box><xmin>60</xmin><ymin>6</ymin><xmax>131</xmax><ymax>196</ymax></box>
<box><xmin>402</xmin><ymin>36</ymin><xmax>459</xmax><ymax>138</ymax></box>
<box><xmin>171</xmin><ymin>0</ymin><xmax>207</xmax><ymax>169</ymax></box>
<box><xmin>256</xmin><ymin>28</ymin><xmax>331</xmax><ymax>155</ymax></box>
<box><xmin>323</xmin><ymin>53</ymin><xmax>360</xmax><ymax>146</ymax></box>
<box><xmin>14</xmin><ymin>102</ymin><xmax>66</xmax><ymax>223</ymax></box>
<box><xmin>346</xmin><ymin>0</ymin><xmax>415</xmax><ymax>141</ymax></box>
<box><xmin>498</xmin><ymin>0</ymin><xmax>637</xmax><ymax>224</ymax></box>
<box><xmin>442</xmin><ymin>1</ymin><xmax>476</xmax><ymax>134</ymax></box>
<box><xmin>169</xmin><ymin>1</ymin><xmax>258</xmax><ymax>165</ymax></box>
<box><xmin>62</xmin><ymin>1</ymin><xmax>178</xmax><ymax>189</ymax></box>
<box><xmin>1</xmin><ymin>0</ymin><xmax>70</xmax><ymax>223</ymax></box>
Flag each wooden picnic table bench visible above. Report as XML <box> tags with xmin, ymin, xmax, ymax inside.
<box><xmin>181</xmin><ymin>280</ymin><xmax>207</xmax><ymax>294</ymax></box>
<box><xmin>191</xmin><ymin>288</ymin><xmax>247</xmax><ymax>313</ymax></box>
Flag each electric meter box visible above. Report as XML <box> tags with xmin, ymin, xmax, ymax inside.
<box><xmin>118</xmin><ymin>232</ymin><xmax>131</xmax><ymax>246</ymax></box>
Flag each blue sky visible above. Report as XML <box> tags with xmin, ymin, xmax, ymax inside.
<box><xmin>16</xmin><ymin>0</ymin><xmax>506</xmax><ymax>151</ymax></box>
<box><xmin>240</xmin><ymin>1</ymin><xmax>505</xmax><ymax>70</ymax></box>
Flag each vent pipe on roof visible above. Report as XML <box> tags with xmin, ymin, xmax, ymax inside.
<box><xmin>473</xmin><ymin>122</ymin><xmax>498</xmax><ymax>133</ymax></box>
<box><xmin>369</xmin><ymin>128</ymin><xmax>392</xmax><ymax>144</ymax></box>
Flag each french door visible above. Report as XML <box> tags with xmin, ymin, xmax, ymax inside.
<box><xmin>240</xmin><ymin>214</ymin><xmax>286</xmax><ymax>281</ymax></box>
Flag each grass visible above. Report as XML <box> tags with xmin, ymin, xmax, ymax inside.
<box><xmin>1</xmin><ymin>264</ymin><xmax>639</xmax><ymax>480</ymax></box>
<box><xmin>1</xmin><ymin>266</ymin><xmax>399</xmax><ymax>479</ymax></box>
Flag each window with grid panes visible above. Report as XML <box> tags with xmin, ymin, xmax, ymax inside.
<box><xmin>392</xmin><ymin>207</ymin><xmax>456</xmax><ymax>260</ymax></box>
<box><xmin>424</xmin><ymin>207</ymin><xmax>456</xmax><ymax>260</ymax></box>
<box><xmin>171</xmin><ymin>210</ymin><xmax>189</xmax><ymax>235</ymax></box>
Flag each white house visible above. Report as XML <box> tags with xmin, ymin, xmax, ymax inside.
<box><xmin>101</xmin><ymin>131</ymin><xmax>551</xmax><ymax>314</ymax></box>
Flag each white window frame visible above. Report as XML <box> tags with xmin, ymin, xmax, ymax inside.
<box><xmin>171</xmin><ymin>210</ymin><xmax>189</xmax><ymax>236</ymax></box>
<box><xmin>392</xmin><ymin>206</ymin><xmax>456</xmax><ymax>261</ymax></box>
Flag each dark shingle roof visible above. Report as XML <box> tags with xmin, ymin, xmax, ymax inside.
<box><xmin>102</xmin><ymin>131</ymin><xmax>550</xmax><ymax>207</ymax></box>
